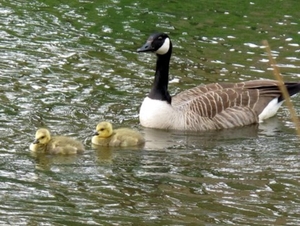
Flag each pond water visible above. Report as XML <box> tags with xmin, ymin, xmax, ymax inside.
<box><xmin>1</xmin><ymin>0</ymin><xmax>300</xmax><ymax>225</ymax></box>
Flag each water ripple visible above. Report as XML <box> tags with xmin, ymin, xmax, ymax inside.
<box><xmin>1</xmin><ymin>0</ymin><xmax>300</xmax><ymax>225</ymax></box>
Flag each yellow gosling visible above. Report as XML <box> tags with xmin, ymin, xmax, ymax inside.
<box><xmin>92</xmin><ymin>121</ymin><xmax>145</xmax><ymax>147</ymax></box>
<box><xmin>30</xmin><ymin>128</ymin><xmax>84</xmax><ymax>155</ymax></box>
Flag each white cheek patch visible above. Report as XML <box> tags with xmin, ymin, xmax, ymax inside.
<box><xmin>155</xmin><ymin>38</ymin><xmax>170</xmax><ymax>55</ymax></box>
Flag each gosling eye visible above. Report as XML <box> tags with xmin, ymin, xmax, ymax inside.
<box><xmin>100</xmin><ymin>128</ymin><xmax>105</xmax><ymax>131</ymax></box>
<box><xmin>40</xmin><ymin>136</ymin><xmax>45</xmax><ymax>139</ymax></box>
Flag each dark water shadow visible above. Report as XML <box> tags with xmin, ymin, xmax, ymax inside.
<box><xmin>30</xmin><ymin>152</ymin><xmax>82</xmax><ymax>171</ymax></box>
<box><xmin>141</xmin><ymin>123</ymin><xmax>260</xmax><ymax>150</ymax></box>
<box><xmin>141</xmin><ymin>117</ymin><xmax>295</xmax><ymax>151</ymax></box>
<box><xmin>91</xmin><ymin>143</ymin><xmax>145</xmax><ymax>164</ymax></box>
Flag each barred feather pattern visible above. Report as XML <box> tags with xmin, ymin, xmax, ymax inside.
<box><xmin>169</xmin><ymin>79</ymin><xmax>287</xmax><ymax>131</ymax></box>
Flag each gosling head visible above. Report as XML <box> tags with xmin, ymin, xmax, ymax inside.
<box><xmin>93</xmin><ymin>121</ymin><xmax>114</xmax><ymax>138</ymax></box>
<box><xmin>33</xmin><ymin>128</ymin><xmax>51</xmax><ymax>145</ymax></box>
<box><xmin>137</xmin><ymin>32</ymin><xmax>172</xmax><ymax>55</ymax></box>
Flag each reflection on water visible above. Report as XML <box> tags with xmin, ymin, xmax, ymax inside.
<box><xmin>1</xmin><ymin>0</ymin><xmax>300</xmax><ymax>225</ymax></box>
<box><xmin>143</xmin><ymin>124</ymin><xmax>260</xmax><ymax>150</ymax></box>
<box><xmin>31</xmin><ymin>151</ymin><xmax>83</xmax><ymax>171</ymax></box>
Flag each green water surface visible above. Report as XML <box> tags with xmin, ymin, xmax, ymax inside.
<box><xmin>0</xmin><ymin>0</ymin><xmax>300</xmax><ymax>225</ymax></box>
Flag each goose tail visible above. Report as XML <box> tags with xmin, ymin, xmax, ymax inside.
<box><xmin>258</xmin><ymin>82</ymin><xmax>300</xmax><ymax>122</ymax></box>
<box><xmin>278</xmin><ymin>82</ymin><xmax>300</xmax><ymax>102</ymax></box>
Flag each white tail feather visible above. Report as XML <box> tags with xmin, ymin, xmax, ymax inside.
<box><xmin>258</xmin><ymin>98</ymin><xmax>283</xmax><ymax>122</ymax></box>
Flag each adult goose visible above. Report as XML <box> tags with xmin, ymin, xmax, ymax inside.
<box><xmin>137</xmin><ymin>32</ymin><xmax>300</xmax><ymax>131</ymax></box>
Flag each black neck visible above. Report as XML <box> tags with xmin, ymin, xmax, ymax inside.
<box><xmin>148</xmin><ymin>44</ymin><xmax>172</xmax><ymax>104</ymax></box>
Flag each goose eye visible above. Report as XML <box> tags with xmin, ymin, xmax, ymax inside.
<box><xmin>158</xmin><ymin>36</ymin><xmax>162</xmax><ymax>40</ymax></box>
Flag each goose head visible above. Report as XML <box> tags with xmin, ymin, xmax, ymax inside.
<box><xmin>137</xmin><ymin>32</ymin><xmax>172</xmax><ymax>55</ymax></box>
<box><xmin>32</xmin><ymin>128</ymin><xmax>51</xmax><ymax>145</ymax></box>
<box><xmin>93</xmin><ymin>121</ymin><xmax>114</xmax><ymax>138</ymax></box>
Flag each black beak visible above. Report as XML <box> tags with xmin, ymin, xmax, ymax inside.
<box><xmin>137</xmin><ymin>41</ymin><xmax>154</xmax><ymax>52</ymax></box>
<box><xmin>33</xmin><ymin>139</ymin><xmax>39</xmax><ymax>144</ymax></box>
<box><xmin>92</xmin><ymin>131</ymin><xmax>99</xmax><ymax>136</ymax></box>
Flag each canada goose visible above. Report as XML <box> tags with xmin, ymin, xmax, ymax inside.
<box><xmin>91</xmin><ymin>121</ymin><xmax>145</xmax><ymax>147</ymax></box>
<box><xmin>30</xmin><ymin>128</ymin><xmax>84</xmax><ymax>154</ymax></box>
<box><xmin>137</xmin><ymin>32</ymin><xmax>300</xmax><ymax>131</ymax></box>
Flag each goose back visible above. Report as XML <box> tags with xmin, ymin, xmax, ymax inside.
<box><xmin>172</xmin><ymin>80</ymin><xmax>280</xmax><ymax>113</ymax></box>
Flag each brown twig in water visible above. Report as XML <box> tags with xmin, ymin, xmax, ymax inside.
<box><xmin>262</xmin><ymin>40</ymin><xmax>300</xmax><ymax>137</ymax></box>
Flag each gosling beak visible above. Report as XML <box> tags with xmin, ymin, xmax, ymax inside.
<box><xmin>92</xmin><ymin>131</ymin><xmax>99</xmax><ymax>136</ymax></box>
<box><xmin>137</xmin><ymin>41</ymin><xmax>154</xmax><ymax>52</ymax></box>
<box><xmin>33</xmin><ymin>139</ymin><xmax>39</xmax><ymax>144</ymax></box>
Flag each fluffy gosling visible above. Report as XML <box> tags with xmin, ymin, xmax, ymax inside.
<box><xmin>30</xmin><ymin>128</ymin><xmax>84</xmax><ymax>155</ymax></box>
<box><xmin>92</xmin><ymin>121</ymin><xmax>145</xmax><ymax>147</ymax></box>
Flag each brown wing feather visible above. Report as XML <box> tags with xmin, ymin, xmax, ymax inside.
<box><xmin>179</xmin><ymin>88</ymin><xmax>261</xmax><ymax>117</ymax></box>
<box><xmin>172</xmin><ymin>79</ymin><xmax>283</xmax><ymax>121</ymax></box>
<box><xmin>184</xmin><ymin>105</ymin><xmax>258</xmax><ymax>131</ymax></box>
<box><xmin>173</xmin><ymin>79</ymin><xmax>281</xmax><ymax>103</ymax></box>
